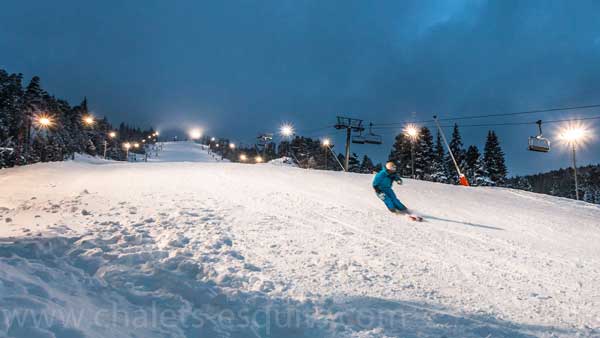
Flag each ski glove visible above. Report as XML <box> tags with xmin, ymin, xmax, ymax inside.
<box><xmin>395</xmin><ymin>177</ymin><xmax>403</xmax><ymax>185</ymax></box>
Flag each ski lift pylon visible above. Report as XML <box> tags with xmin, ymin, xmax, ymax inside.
<box><xmin>528</xmin><ymin>120</ymin><xmax>550</xmax><ymax>153</ymax></box>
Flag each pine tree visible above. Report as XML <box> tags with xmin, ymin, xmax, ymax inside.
<box><xmin>0</xmin><ymin>70</ymin><xmax>24</xmax><ymax>167</ymax></box>
<box><xmin>388</xmin><ymin>132</ymin><xmax>412</xmax><ymax>177</ymax></box>
<box><xmin>277</xmin><ymin>140</ymin><xmax>291</xmax><ymax>158</ymax></box>
<box><xmin>0</xmin><ymin>70</ymin><xmax>10</xmax><ymax>142</ymax></box>
<box><xmin>360</xmin><ymin>154</ymin><xmax>375</xmax><ymax>173</ymax></box>
<box><xmin>464</xmin><ymin>145</ymin><xmax>486</xmax><ymax>186</ymax></box>
<box><xmin>414</xmin><ymin>127</ymin><xmax>435</xmax><ymax>180</ymax></box>
<box><xmin>431</xmin><ymin>130</ymin><xmax>446</xmax><ymax>182</ymax></box>
<box><xmin>348</xmin><ymin>152</ymin><xmax>360</xmax><ymax>173</ymax></box>
<box><xmin>508</xmin><ymin>176</ymin><xmax>533</xmax><ymax>191</ymax></box>
<box><xmin>22</xmin><ymin>76</ymin><xmax>47</xmax><ymax>163</ymax></box>
<box><xmin>483</xmin><ymin>130</ymin><xmax>508</xmax><ymax>186</ymax></box>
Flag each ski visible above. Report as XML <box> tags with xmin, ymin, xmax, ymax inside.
<box><xmin>406</xmin><ymin>214</ymin><xmax>423</xmax><ymax>222</ymax></box>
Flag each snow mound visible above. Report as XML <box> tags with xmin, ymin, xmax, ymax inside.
<box><xmin>0</xmin><ymin>155</ymin><xmax>599</xmax><ymax>337</ymax></box>
<box><xmin>267</xmin><ymin>157</ymin><xmax>298</xmax><ymax>167</ymax></box>
<box><xmin>72</xmin><ymin>153</ymin><xmax>116</xmax><ymax>164</ymax></box>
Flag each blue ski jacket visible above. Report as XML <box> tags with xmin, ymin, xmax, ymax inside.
<box><xmin>372</xmin><ymin>169</ymin><xmax>402</xmax><ymax>192</ymax></box>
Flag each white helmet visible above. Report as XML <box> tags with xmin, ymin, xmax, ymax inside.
<box><xmin>385</xmin><ymin>161</ymin><xmax>397</xmax><ymax>172</ymax></box>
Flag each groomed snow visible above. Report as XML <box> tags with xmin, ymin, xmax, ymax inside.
<box><xmin>0</xmin><ymin>142</ymin><xmax>599</xmax><ymax>337</ymax></box>
<box><xmin>148</xmin><ymin>141</ymin><xmax>224</xmax><ymax>163</ymax></box>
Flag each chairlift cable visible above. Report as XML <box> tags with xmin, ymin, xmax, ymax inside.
<box><xmin>370</xmin><ymin>103</ymin><xmax>600</xmax><ymax>126</ymax></box>
<box><xmin>370</xmin><ymin>115</ymin><xmax>600</xmax><ymax>129</ymax></box>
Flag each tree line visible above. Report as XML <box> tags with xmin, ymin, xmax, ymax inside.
<box><xmin>507</xmin><ymin>164</ymin><xmax>600</xmax><ymax>204</ymax></box>
<box><xmin>0</xmin><ymin>68</ymin><xmax>155</xmax><ymax>168</ymax></box>
<box><xmin>388</xmin><ymin>125</ymin><xmax>508</xmax><ymax>186</ymax></box>
<box><xmin>205</xmin><ymin>123</ymin><xmax>508</xmax><ymax>186</ymax></box>
<box><xmin>201</xmin><ymin>135</ymin><xmax>381</xmax><ymax>173</ymax></box>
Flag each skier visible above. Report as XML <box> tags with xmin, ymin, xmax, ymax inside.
<box><xmin>373</xmin><ymin>161</ymin><xmax>422</xmax><ymax>221</ymax></box>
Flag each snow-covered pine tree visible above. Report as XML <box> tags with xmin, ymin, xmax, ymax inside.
<box><xmin>277</xmin><ymin>140</ymin><xmax>291</xmax><ymax>158</ymax></box>
<box><xmin>264</xmin><ymin>142</ymin><xmax>277</xmax><ymax>162</ymax></box>
<box><xmin>0</xmin><ymin>70</ymin><xmax>24</xmax><ymax>167</ymax></box>
<box><xmin>388</xmin><ymin>132</ymin><xmax>412</xmax><ymax>177</ymax></box>
<box><xmin>360</xmin><ymin>154</ymin><xmax>375</xmax><ymax>173</ymax></box>
<box><xmin>445</xmin><ymin>124</ymin><xmax>466</xmax><ymax>184</ymax></box>
<box><xmin>414</xmin><ymin>127</ymin><xmax>435</xmax><ymax>180</ymax></box>
<box><xmin>483</xmin><ymin>130</ymin><xmax>507</xmax><ymax>186</ymax></box>
<box><xmin>0</xmin><ymin>70</ymin><xmax>10</xmax><ymax>143</ymax></box>
<box><xmin>46</xmin><ymin>97</ymin><xmax>67</xmax><ymax>161</ymax></box>
<box><xmin>348</xmin><ymin>152</ymin><xmax>361</xmax><ymax>173</ymax></box>
<box><xmin>77</xmin><ymin>97</ymin><xmax>98</xmax><ymax>157</ymax></box>
<box><xmin>23</xmin><ymin>76</ymin><xmax>47</xmax><ymax>163</ymax></box>
<box><xmin>464</xmin><ymin>145</ymin><xmax>486</xmax><ymax>186</ymax></box>
<box><xmin>63</xmin><ymin>101</ymin><xmax>86</xmax><ymax>158</ymax></box>
<box><xmin>430</xmin><ymin>130</ymin><xmax>447</xmax><ymax>182</ymax></box>
<box><xmin>509</xmin><ymin>176</ymin><xmax>533</xmax><ymax>191</ymax></box>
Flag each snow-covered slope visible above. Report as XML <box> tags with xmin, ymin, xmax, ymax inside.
<box><xmin>0</xmin><ymin>142</ymin><xmax>599</xmax><ymax>337</ymax></box>
<box><xmin>148</xmin><ymin>141</ymin><xmax>223</xmax><ymax>162</ymax></box>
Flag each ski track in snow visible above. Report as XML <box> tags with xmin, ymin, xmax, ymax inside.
<box><xmin>0</xmin><ymin>142</ymin><xmax>599</xmax><ymax>338</ymax></box>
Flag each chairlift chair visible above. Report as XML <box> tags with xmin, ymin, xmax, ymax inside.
<box><xmin>364</xmin><ymin>123</ymin><xmax>383</xmax><ymax>145</ymax></box>
<box><xmin>528</xmin><ymin>120</ymin><xmax>550</xmax><ymax>153</ymax></box>
<box><xmin>352</xmin><ymin>133</ymin><xmax>366</xmax><ymax>144</ymax></box>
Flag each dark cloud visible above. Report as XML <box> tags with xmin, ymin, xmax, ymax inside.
<box><xmin>1</xmin><ymin>0</ymin><xmax>599</xmax><ymax>174</ymax></box>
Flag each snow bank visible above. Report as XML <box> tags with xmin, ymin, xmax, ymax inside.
<box><xmin>72</xmin><ymin>153</ymin><xmax>116</xmax><ymax>164</ymax></box>
<box><xmin>0</xmin><ymin>142</ymin><xmax>598</xmax><ymax>337</ymax></box>
<box><xmin>267</xmin><ymin>157</ymin><xmax>298</xmax><ymax>167</ymax></box>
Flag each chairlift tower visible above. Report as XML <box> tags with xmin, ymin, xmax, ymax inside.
<box><xmin>334</xmin><ymin>116</ymin><xmax>365</xmax><ymax>172</ymax></box>
<box><xmin>256</xmin><ymin>133</ymin><xmax>273</xmax><ymax>158</ymax></box>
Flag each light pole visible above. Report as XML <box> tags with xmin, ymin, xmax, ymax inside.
<box><xmin>559</xmin><ymin>126</ymin><xmax>588</xmax><ymax>200</ymax></box>
<box><xmin>104</xmin><ymin>131</ymin><xmax>117</xmax><ymax>159</ymax></box>
<box><xmin>34</xmin><ymin>114</ymin><xmax>53</xmax><ymax>162</ymax></box>
<box><xmin>404</xmin><ymin>124</ymin><xmax>419</xmax><ymax>178</ymax></box>
<box><xmin>280</xmin><ymin>123</ymin><xmax>298</xmax><ymax>165</ymax></box>
<box><xmin>572</xmin><ymin>143</ymin><xmax>579</xmax><ymax>200</ymax></box>
<box><xmin>322</xmin><ymin>138</ymin><xmax>345</xmax><ymax>171</ymax></box>
<box><xmin>322</xmin><ymin>138</ymin><xmax>330</xmax><ymax>170</ymax></box>
<box><xmin>123</xmin><ymin>142</ymin><xmax>131</xmax><ymax>161</ymax></box>
<box><xmin>80</xmin><ymin>114</ymin><xmax>96</xmax><ymax>159</ymax></box>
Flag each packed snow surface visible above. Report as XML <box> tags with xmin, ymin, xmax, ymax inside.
<box><xmin>148</xmin><ymin>141</ymin><xmax>224</xmax><ymax>162</ymax></box>
<box><xmin>0</xmin><ymin>141</ymin><xmax>599</xmax><ymax>337</ymax></box>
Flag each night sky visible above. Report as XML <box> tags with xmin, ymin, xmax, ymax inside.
<box><xmin>2</xmin><ymin>0</ymin><xmax>599</xmax><ymax>175</ymax></box>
